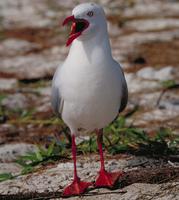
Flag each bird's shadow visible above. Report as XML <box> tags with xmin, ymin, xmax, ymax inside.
<box><xmin>85</xmin><ymin>187</ymin><xmax>127</xmax><ymax>197</ymax></box>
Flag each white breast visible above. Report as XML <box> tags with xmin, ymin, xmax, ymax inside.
<box><xmin>58</xmin><ymin>59</ymin><xmax>123</xmax><ymax>134</ymax></box>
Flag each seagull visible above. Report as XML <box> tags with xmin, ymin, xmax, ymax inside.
<box><xmin>51</xmin><ymin>2</ymin><xmax>128</xmax><ymax>197</ymax></box>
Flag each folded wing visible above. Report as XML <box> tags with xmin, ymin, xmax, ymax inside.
<box><xmin>51</xmin><ymin>67</ymin><xmax>64</xmax><ymax>117</ymax></box>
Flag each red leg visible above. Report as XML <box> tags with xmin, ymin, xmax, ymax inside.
<box><xmin>62</xmin><ymin>135</ymin><xmax>92</xmax><ymax>197</ymax></box>
<box><xmin>95</xmin><ymin>129</ymin><xmax>123</xmax><ymax>188</ymax></box>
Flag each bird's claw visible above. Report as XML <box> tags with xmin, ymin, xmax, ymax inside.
<box><xmin>62</xmin><ymin>177</ymin><xmax>93</xmax><ymax>197</ymax></box>
<box><xmin>95</xmin><ymin>169</ymin><xmax>123</xmax><ymax>188</ymax></box>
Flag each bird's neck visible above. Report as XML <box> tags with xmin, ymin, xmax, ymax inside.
<box><xmin>67</xmin><ymin>28</ymin><xmax>112</xmax><ymax>65</ymax></box>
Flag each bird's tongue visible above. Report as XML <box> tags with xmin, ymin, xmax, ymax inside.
<box><xmin>66</xmin><ymin>22</ymin><xmax>82</xmax><ymax>46</ymax></box>
<box><xmin>71</xmin><ymin>22</ymin><xmax>76</xmax><ymax>34</ymax></box>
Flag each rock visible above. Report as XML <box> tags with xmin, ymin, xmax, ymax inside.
<box><xmin>133</xmin><ymin>108</ymin><xmax>179</xmax><ymax>127</ymax></box>
<box><xmin>125</xmin><ymin>73</ymin><xmax>161</xmax><ymax>93</ymax></box>
<box><xmin>38</xmin><ymin>87</ymin><xmax>51</xmax><ymax>96</ymax></box>
<box><xmin>111</xmin><ymin>47</ymin><xmax>126</xmax><ymax>64</ymax></box>
<box><xmin>159</xmin><ymin>100</ymin><xmax>179</xmax><ymax>111</ymax></box>
<box><xmin>126</xmin><ymin>18</ymin><xmax>179</xmax><ymax>32</ymax></box>
<box><xmin>1</xmin><ymin>93</ymin><xmax>28</xmax><ymax>110</ymax></box>
<box><xmin>36</xmin><ymin>91</ymin><xmax>51</xmax><ymax>112</ymax></box>
<box><xmin>158</xmin><ymin>90</ymin><xmax>179</xmax><ymax>111</ymax></box>
<box><xmin>0</xmin><ymin>163</ymin><xmax>21</xmax><ymax>175</ymax></box>
<box><xmin>51</xmin><ymin>0</ymin><xmax>77</xmax><ymax>9</ymax></box>
<box><xmin>0</xmin><ymin>54</ymin><xmax>59</xmax><ymax>80</ymax></box>
<box><xmin>133</xmin><ymin>92</ymin><xmax>161</xmax><ymax>108</ymax></box>
<box><xmin>0</xmin><ymin>78</ymin><xmax>17</xmax><ymax>90</ymax></box>
<box><xmin>108</xmin><ymin>22</ymin><xmax>122</xmax><ymax>37</ymax></box>
<box><xmin>0</xmin><ymin>0</ymin><xmax>53</xmax><ymax>28</ymax></box>
<box><xmin>117</xmin><ymin>30</ymin><xmax>179</xmax><ymax>48</ymax></box>
<box><xmin>0</xmin><ymin>39</ymin><xmax>41</xmax><ymax>57</ymax></box>
<box><xmin>123</xmin><ymin>1</ymin><xmax>179</xmax><ymax>18</ymax></box>
<box><xmin>36</xmin><ymin>101</ymin><xmax>51</xmax><ymax>113</ymax></box>
<box><xmin>0</xmin><ymin>124</ymin><xmax>17</xmax><ymax>135</ymax></box>
<box><xmin>137</xmin><ymin>66</ymin><xmax>174</xmax><ymax>81</ymax></box>
<box><xmin>0</xmin><ymin>143</ymin><xmax>36</xmax><ymax>162</ymax></box>
<box><xmin>0</xmin><ymin>155</ymin><xmax>178</xmax><ymax>199</ymax></box>
<box><xmin>57</xmin><ymin>162</ymin><xmax>82</xmax><ymax>170</ymax></box>
<box><xmin>111</xmin><ymin>29</ymin><xmax>179</xmax><ymax>65</ymax></box>
<box><xmin>107</xmin><ymin>159</ymin><xmax>128</xmax><ymax>171</ymax></box>
<box><xmin>118</xmin><ymin>182</ymin><xmax>179</xmax><ymax>200</ymax></box>
<box><xmin>137</xmin><ymin>67</ymin><xmax>155</xmax><ymax>80</ymax></box>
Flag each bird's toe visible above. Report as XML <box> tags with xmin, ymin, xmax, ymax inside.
<box><xmin>95</xmin><ymin>169</ymin><xmax>123</xmax><ymax>188</ymax></box>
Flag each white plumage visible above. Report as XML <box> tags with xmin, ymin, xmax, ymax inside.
<box><xmin>52</xmin><ymin>3</ymin><xmax>127</xmax><ymax>134</ymax></box>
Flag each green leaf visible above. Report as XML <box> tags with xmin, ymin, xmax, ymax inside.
<box><xmin>21</xmin><ymin>152</ymin><xmax>38</xmax><ymax>162</ymax></box>
<box><xmin>161</xmin><ymin>80</ymin><xmax>176</xmax><ymax>88</ymax></box>
<box><xmin>117</xmin><ymin>116</ymin><xmax>126</xmax><ymax>128</ymax></box>
<box><xmin>154</xmin><ymin>128</ymin><xmax>171</xmax><ymax>142</ymax></box>
<box><xmin>16</xmin><ymin>158</ymin><xmax>28</xmax><ymax>167</ymax></box>
<box><xmin>131</xmin><ymin>128</ymin><xmax>149</xmax><ymax>141</ymax></box>
<box><xmin>89</xmin><ymin>137</ymin><xmax>97</xmax><ymax>153</ymax></box>
<box><xmin>35</xmin><ymin>150</ymin><xmax>43</xmax><ymax>162</ymax></box>
<box><xmin>47</xmin><ymin>142</ymin><xmax>55</xmax><ymax>156</ymax></box>
<box><xmin>0</xmin><ymin>94</ymin><xmax>6</xmax><ymax>104</ymax></box>
<box><xmin>21</xmin><ymin>166</ymin><xmax>34</xmax><ymax>175</ymax></box>
<box><xmin>0</xmin><ymin>173</ymin><xmax>13</xmax><ymax>182</ymax></box>
<box><xmin>108</xmin><ymin>144</ymin><xmax>129</xmax><ymax>155</ymax></box>
<box><xmin>37</xmin><ymin>145</ymin><xmax>48</xmax><ymax>157</ymax></box>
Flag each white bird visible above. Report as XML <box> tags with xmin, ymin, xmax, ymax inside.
<box><xmin>51</xmin><ymin>2</ymin><xmax>128</xmax><ymax>197</ymax></box>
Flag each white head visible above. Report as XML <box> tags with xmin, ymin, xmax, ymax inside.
<box><xmin>63</xmin><ymin>3</ymin><xmax>107</xmax><ymax>46</ymax></box>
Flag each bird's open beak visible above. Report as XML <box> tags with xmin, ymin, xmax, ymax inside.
<box><xmin>62</xmin><ymin>15</ymin><xmax>89</xmax><ymax>46</ymax></box>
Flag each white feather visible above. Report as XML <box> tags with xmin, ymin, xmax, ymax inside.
<box><xmin>52</xmin><ymin>3</ymin><xmax>127</xmax><ymax>134</ymax></box>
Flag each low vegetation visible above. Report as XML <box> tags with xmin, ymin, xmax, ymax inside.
<box><xmin>0</xmin><ymin>115</ymin><xmax>178</xmax><ymax>182</ymax></box>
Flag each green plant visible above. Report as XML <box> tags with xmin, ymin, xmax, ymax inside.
<box><xmin>104</xmin><ymin>117</ymin><xmax>178</xmax><ymax>156</ymax></box>
<box><xmin>161</xmin><ymin>80</ymin><xmax>177</xmax><ymax>89</ymax></box>
<box><xmin>0</xmin><ymin>116</ymin><xmax>178</xmax><ymax>183</ymax></box>
<box><xmin>0</xmin><ymin>173</ymin><xmax>14</xmax><ymax>182</ymax></box>
<box><xmin>0</xmin><ymin>140</ymin><xmax>68</xmax><ymax>182</ymax></box>
<box><xmin>0</xmin><ymin>94</ymin><xmax>6</xmax><ymax>103</ymax></box>
<box><xmin>16</xmin><ymin>140</ymin><xmax>67</xmax><ymax>173</ymax></box>
<box><xmin>78</xmin><ymin>136</ymin><xmax>97</xmax><ymax>154</ymax></box>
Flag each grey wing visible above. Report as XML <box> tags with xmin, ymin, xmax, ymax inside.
<box><xmin>112</xmin><ymin>68</ymin><xmax>128</xmax><ymax>123</ymax></box>
<box><xmin>119</xmin><ymin>69</ymin><xmax>128</xmax><ymax>113</ymax></box>
<box><xmin>51</xmin><ymin>68</ymin><xmax>64</xmax><ymax>117</ymax></box>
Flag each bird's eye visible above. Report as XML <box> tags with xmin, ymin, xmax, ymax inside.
<box><xmin>87</xmin><ymin>11</ymin><xmax>94</xmax><ymax>17</ymax></box>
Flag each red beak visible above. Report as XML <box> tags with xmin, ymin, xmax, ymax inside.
<box><xmin>62</xmin><ymin>15</ymin><xmax>89</xmax><ymax>46</ymax></box>
<box><xmin>62</xmin><ymin>15</ymin><xmax>75</xmax><ymax>26</ymax></box>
